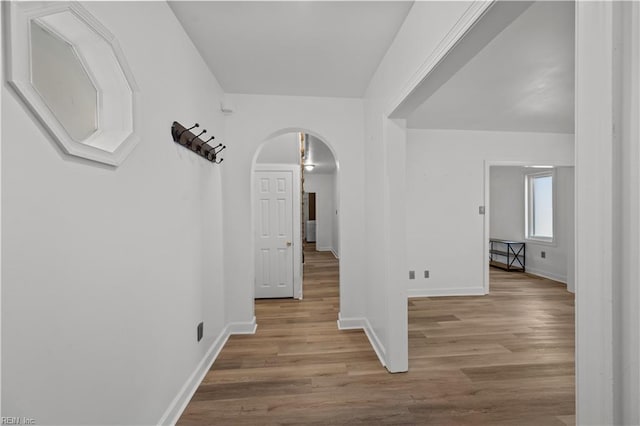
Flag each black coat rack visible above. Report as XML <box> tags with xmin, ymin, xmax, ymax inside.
<box><xmin>171</xmin><ymin>121</ymin><xmax>226</xmax><ymax>163</ymax></box>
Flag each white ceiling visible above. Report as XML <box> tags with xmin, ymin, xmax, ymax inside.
<box><xmin>169</xmin><ymin>1</ymin><xmax>413</xmax><ymax>98</ymax></box>
<box><xmin>305</xmin><ymin>135</ymin><xmax>336</xmax><ymax>174</ymax></box>
<box><xmin>407</xmin><ymin>1</ymin><xmax>575</xmax><ymax>133</ymax></box>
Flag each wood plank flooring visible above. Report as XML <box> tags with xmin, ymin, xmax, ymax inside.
<box><xmin>179</xmin><ymin>246</ymin><xmax>575</xmax><ymax>425</ymax></box>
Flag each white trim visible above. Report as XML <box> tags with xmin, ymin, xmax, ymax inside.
<box><xmin>157</xmin><ymin>329</ymin><xmax>230</xmax><ymax>425</ymax></box>
<box><xmin>226</xmin><ymin>317</ymin><xmax>257</xmax><ymax>335</ymax></box>
<box><xmin>330</xmin><ymin>249</ymin><xmax>339</xmax><ymax>260</ymax></box>
<box><xmin>523</xmin><ymin>237</ymin><xmax>557</xmax><ymax>247</ymax></box>
<box><xmin>525</xmin><ymin>170</ymin><xmax>556</xmax><ymax>244</ymax></box>
<box><xmin>524</xmin><ymin>268</ymin><xmax>567</xmax><ymax>285</ymax></box>
<box><xmin>336</xmin><ymin>313</ymin><xmax>365</xmax><ymax>330</ymax></box>
<box><xmin>386</xmin><ymin>1</ymin><xmax>495</xmax><ymax>117</ymax></box>
<box><xmin>575</xmin><ymin>2</ymin><xmax>615</xmax><ymax>424</ymax></box>
<box><xmin>157</xmin><ymin>318</ymin><xmax>257</xmax><ymax>425</ymax></box>
<box><xmin>630</xmin><ymin>3</ymin><xmax>640</xmax><ymax>421</ymax></box>
<box><xmin>316</xmin><ymin>246</ymin><xmax>332</xmax><ymax>252</ymax></box>
<box><xmin>408</xmin><ymin>287</ymin><xmax>486</xmax><ymax>298</ymax></box>
<box><xmin>381</xmin><ymin>118</ymin><xmax>409</xmax><ymax>373</ymax></box>
<box><xmin>337</xmin><ymin>314</ymin><xmax>387</xmax><ymax>368</ymax></box>
<box><xmin>4</xmin><ymin>1</ymin><xmax>140</xmax><ymax>166</ymax></box>
<box><xmin>362</xmin><ymin>319</ymin><xmax>386</xmax><ymax>369</ymax></box>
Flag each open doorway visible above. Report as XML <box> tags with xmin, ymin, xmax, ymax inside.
<box><xmin>397</xmin><ymin>0</ymin><xmax>577</xmax><ymax>420</ymax></box>
<box><xmin>252</xmin><ymin>131</ymin><xmax>339</xmax><ymax>300</ymax></box>
<box><xmin>302</xmin><ymin>134</ymin><xmax>339</xmax><ymax>259</ymax></box>
<box><xmin>486</xmin><ymin>164</ymin><xmax>575</xmax><ymax>294</ymax></box>
<box><xmin>303</xmin><ymin>192</ymin><xmax>316</xmax><ymax>243</ymax></box>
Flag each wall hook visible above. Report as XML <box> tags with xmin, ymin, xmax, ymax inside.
<box><xmin>205</xmin><ymin>144</ymin><xmax>226</xmax><ymax>162</ymax></box>
<box><xmin>171</xmin><ymin>121</ymin><xmax>225</xmax><ymax>164</ymax></box>
<box><xmin>187</xmin><ymin>129</ymin><xmax>206</xmax><ymax>147</ymax></box>
<box><xmin>177</xmin><ymin>123</ymin><xmax>198</xmax><ymax>139</ymax></box>
<box><xmin>198</xmin><ymin>136</ymin><xmax>215</xmax><ymax>154</ymax></box>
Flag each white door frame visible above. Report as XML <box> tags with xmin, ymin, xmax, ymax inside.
<box><xmin>253</xmin><ymin>164</ymin><xmax>302</xmax><ymax>300</ymax></box>
<box><xmin>383</xmin><ymin>1</ymin><xmax>635</xmax><ymax>422</ymax></box>
<box><xmin>482</xmin><ymin>160</ymin><xmax>574</xmax><ymax>294</ymax></box>
<box><xmin>386</xmin><ymin>0</ymin><xmax>640</xmax><ymax>424</ymax></box>
<box><xmin>575</xmin><ymin>2</ymin><xmax>615</xmax><ymax>423</ymax></box>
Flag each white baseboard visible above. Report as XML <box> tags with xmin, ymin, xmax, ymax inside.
<box><xmin>337</xmin><ymin>313</ymin><xmax>386</xmax><ymax>368</ymax></box>
<box><xmin>337</xmin><ymin>313</ymin><xmax>365</xmax><ymax>330</ymax></box>
<box><xmin>158</xmin><ymin>317</ymin><xmax>257</xmax><ymax>425</ymax></box>
<box><xmin>407</xmin><ymin>287</ymin><xmax>486</xmax><ymax>298</ymax></box>
<box><xmin>362</xmin><ymin>319</ymin><xmax>386</xmax><ymax>368</ymax></box>
<box><xmin>157</xmin><ymin>329</ymin><xmax>230</xmax><ymax>425</ymax></box>
<box><xmin>315</xmin><ymin>246</ymin><xmax>339</xmax><ymax>259</ymax></box>
<box><xmin>525</xmin><ymin>267</ymin><xmax>567</xmax><ymax>284</ymax></box>
<box><xmin>226</xmin><ymin>316</ymin><xmax>257</xmax><ymax>334</ymax></box>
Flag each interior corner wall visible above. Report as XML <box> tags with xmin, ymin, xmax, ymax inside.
<box><xmin>490</xmin><ymin>166</ymin><xmax>575</xmax><ymax>287</ymax></box>
<box><xmin>221</xmin><ymin>93</ymin><xmax>366</xmax><ymax>327</ymax></box>
<box><xmin>361</xmin><ymin>1</ymin><xmax>473</xmax><ymax>370</ymax></box>
<box><xmin>304</xmin><ymin>173</ymin><xmax>336</xmax><ymax>253</ymax></box>
<box><xmin>2</xmin><ymin>2</ymin><xmax>226</xmax><ymax>424</ymax></box>
<box><xmin>405</xmin><ymin>129</ymin><xmax>574</xmax><ymax>297</ymax></box>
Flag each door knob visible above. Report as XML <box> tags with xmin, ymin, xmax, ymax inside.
<box><xmin>286</xmin><ymin>241</ymin><xmax>292</xmax><ymax>247</ymax></box>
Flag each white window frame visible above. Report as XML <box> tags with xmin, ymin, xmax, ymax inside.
<box><xmin>525</xmin><ymin>170</ymin><xmax>555</xmax><ymax>245</ymax></box>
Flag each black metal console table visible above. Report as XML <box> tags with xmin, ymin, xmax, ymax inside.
<box><xmin>489</xmin><ymin>239</ymin><xmax>525</xmax><ymax>272</ymax></box>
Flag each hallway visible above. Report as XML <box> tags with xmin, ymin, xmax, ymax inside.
<box><xmin>179</xmin><ymin>250</ymin><xmax>575</xmax><ymax>425</ymax></box>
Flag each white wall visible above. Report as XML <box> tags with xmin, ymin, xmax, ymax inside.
<box><xmin>2</xmin><ymin>2</ymin><xmax>227</xmax><ymax>424</ymax></box>
<box><xmin>405</xmin><ymin>130</ymin><xmax>574</xmax><ymax>297</ymax></box>
<box><xmin>221</xmin><ymin>93</ymin><xmax>366</xmax><ymax>331</ymax></box>
<box><xmin>490</xmin><ymin>167</ymin><xmax>525</xmax><ymax>240</ymax></box>
<box><xmin>304</xmin><ymin>173</ymin><xmax>336</xmax><ymax>254</ymax></box>
<box><xmin>360</xmin><ymin>1</ymin><xmax>474</xmax><ymax>371</ymax></box>
<box><xmin>255</xmin><ymin>133</ymin><xmax>299</xmax><ymax>165</ymax></box>
<box><xmin>490</xmin><ymin>166</ymin><xmax>575</xmax><ymax>289</ymax></box>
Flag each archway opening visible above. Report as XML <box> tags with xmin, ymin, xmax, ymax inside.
<box><xmin>251</xmin><ymin>130</ymin><xmax>340</xmax><ymax>309</ymax></box>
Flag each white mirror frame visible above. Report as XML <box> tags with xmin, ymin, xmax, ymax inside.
<box><xmin>4</xmin><ymin>1</ymin><xmax>141</xmax><ymax>166</ymax></box>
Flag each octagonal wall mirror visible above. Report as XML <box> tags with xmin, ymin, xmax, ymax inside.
<box><xmin>30</xmin><ymin>19</ymin><xmax>99</xmax><ymax>142</ymax></box>
<box><xmin>5</xmin><ymin>2</ymin><xmax>140</xmax><ymax>166</ymax></box>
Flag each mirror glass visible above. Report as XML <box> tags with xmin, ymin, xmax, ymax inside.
<box><xmin>30</xmin><ymin>20</ymin><xmax>98</xmax><ymax>142</ymax></box>
<box><xmin>7</xmin><ymin>2</ymin><xmax>140</xmax><ymax>165</ymax></box>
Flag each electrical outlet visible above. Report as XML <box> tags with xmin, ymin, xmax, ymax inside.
<box><xmin>424</xmin><ymin>270</ymin><xmax>430</xmax><ymax>278</ymax></box>
<box><xmin>541</xmin><ymin>251</ymin><xmax>546</xmax><ymax>259</ymax></box>
<box><xmin>409</xmin><ymin>270</ymin><xmax>415</xmax><ymax>280</ymax></box>
<box><xmin>197</xmin><ymin>322</ymin><xmax>204</xmax><ymax>342</ymax></box>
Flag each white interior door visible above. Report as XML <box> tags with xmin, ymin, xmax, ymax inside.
<box><xmin>254</xmin><ymin>170</ymin><xmax>294</xmax><ymax>298</ymax></box>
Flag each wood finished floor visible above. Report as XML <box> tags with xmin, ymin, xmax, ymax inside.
<box><xmin>179</xmin><ymin>245</ymin><xmax>575</xmax><ymax>425</ymax></box>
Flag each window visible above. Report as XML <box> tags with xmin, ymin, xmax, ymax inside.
<box><xmin>526</xmin><ymin>171</ymin><xmax>554</xmax><ymax>242</ymax></box>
